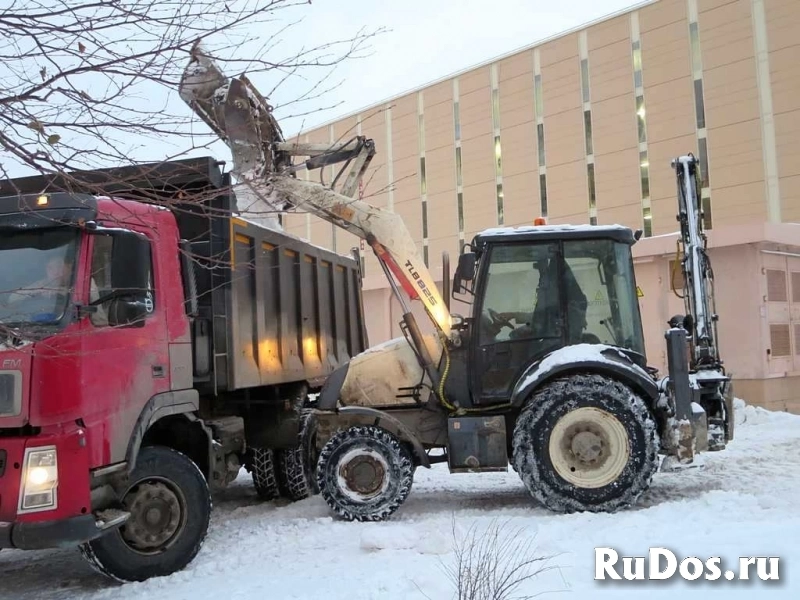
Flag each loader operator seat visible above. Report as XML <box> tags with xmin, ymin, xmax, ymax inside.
<box><xmin>507</xmin><ymin>256</ymin><xmax>588</xmax><ymax>344</ymax></box>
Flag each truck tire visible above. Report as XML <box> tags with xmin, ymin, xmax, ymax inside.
<box><xmin>249</xmin><ymin>446</ymin><xmax>280</xmax><ymax>501</ymax></box>
<box><xmin>316</xmin><ymin>425</ymin><xmax>413</xmax><ymax>521</ymax></box>
<box><xmin>276</xmin><ymin>408</ymin><xmax>318</xmax><ymax>500</ymax></box>
<box><xmin>512</xmin><ymin>372</ymin><xmax>659</xmax><ymax>513</ymax></box>
<box><xmin>80</xmin><ymin>445</ymin><xmax>211</xmax><ymax>582</ymax></box>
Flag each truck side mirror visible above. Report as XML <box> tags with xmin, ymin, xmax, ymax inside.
<box><xmin>453</xmin><ymin>252</ymin><xmax>476</xmax><ymax>294</ymax></box>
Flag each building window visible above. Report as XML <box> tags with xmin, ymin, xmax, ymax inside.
<box><xmin>539</xmin><ymin>174</ymin><xmax>548</xmax><ymax>217</ymax></box>
<box><xmin>702</xmin><ymin>195</ymin><xmax>713</xmax><ymax>230</ymax></box>
<box><xmin>694</xmin><ymin>79</ymin><xmax>706</xmax><ymax>130</ymax></box>
<box><xmin>455</xmin><ymin>147</ymin><xmax>463</xmax><ymax>187</ymax></box>
<box><xmin>453</xmin><ymin>101</ymin><xmax>461</xmax><ymax>140</ymax></box>
<box><xmin>632</xmin><ymin>41</ymin><xmax>643</xmax><ymax>88</ymax></box>
<box><xmin>587</xmin><ymin>163</ymin><xmax>596</xmax><ymax>211</ymax></box>
<box><xmin>636</xmin><ymin>95</ymin><xmax>647</xmax><ymax>143</ymax></box>
<box><xmin>457</xmin><ymin>192</ymin><xmax>464</xmax><ymax>232</ymax></box>
<box><xmin>496</xmin><ymin>184</ymin><xmax>504</xmax><ymax>225</ymax></box>
<box><xmin>419</xmin><ymin>157</ymin><xmax>427</xmax><ymax>196</ymax></box>
<box><xmin>537</xmin><ymin>123</ymin><xmax>546</xmax><ymax>167</ymax></box>
<box><xmin>580</xmin><ymin>59</ymin><xmax>590</xmax><ymax>103</ymax></box>
<box><xmin>698</xmin><ymin>137</ymin><xmax>710</xmax><ymax>188</ymax></box>
<box><xmin>534</xmin><ymin>74</ymin><xmax>544</xmax><ymax>117</ymax></box>
<box><xmin>583</xmin><ymin>110</ymin><xmax>593</xmax><ymax>156</ymax></box>
<box><xmin>639</xmin><ymin>151</ymin><xmax>650</xmax><ymax>199</ymax></box>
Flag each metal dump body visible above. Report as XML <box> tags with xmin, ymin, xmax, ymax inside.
<box><xmin>0</xmin><ymin>157</ymin><xmax>368</xmax><ymax>395</ymax></box>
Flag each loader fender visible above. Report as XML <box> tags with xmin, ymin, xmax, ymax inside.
<box><xmin>317</xmin><ymin>363</ymin><xmax>350</xmax><ymax>411</ymax></box>
<box><xmin>315</xmin><ymin>406</ymin><xmax>431</xmax><ymax>469</ymax></box>
<box><xmin>510</xmin><ymin>343</ymin><xmax>658</xmax><ymax>408</ymax></box>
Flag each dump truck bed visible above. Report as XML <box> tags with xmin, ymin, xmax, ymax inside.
<box><xmin>0</xmin><ymin>157</ymin><xmax>368</xmax><ymax>395</ymax></box>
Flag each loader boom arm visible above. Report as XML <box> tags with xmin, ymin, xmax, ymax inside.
<box><xmin>178</xmin><ymin>44</ymin><xmax>451</xmax><ymax>337</ymax></box>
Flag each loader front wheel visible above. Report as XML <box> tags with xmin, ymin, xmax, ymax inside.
<box><xmin>316</xmin><ymin>425</ymin><xmax>413</xmax><ymax>521</ymax></box>
<box><xmin>512</xmin><ymin>373</ymin><xmax>659</xmax><ymax>513</ymax></box>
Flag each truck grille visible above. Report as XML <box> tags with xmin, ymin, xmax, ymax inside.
<box><xmin>0</xmin><ymin>373</ymin><xmax>19</xmax><ymax>416</ymax></box>
<box><xmin>0</xmin><ymin>449</ymin><xmax>6</xmax><ymax>477</ymax></box>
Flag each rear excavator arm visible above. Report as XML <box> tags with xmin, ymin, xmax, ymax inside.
<box><xmin>672</xmin><ymin>155</ymin><xmax>721</xmax><ymax>370</ymax></box>
<box><xmin>662</xmin><ymin>154</ymin><xmax>733</xmax><ymax>462</ymax></box>
<box><xmin>177</xmin><ymin>44</ymin><xmax>451</xmax><ymax>340</ymax></box>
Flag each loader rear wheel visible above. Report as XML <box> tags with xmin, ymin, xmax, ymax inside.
<box><xmin>249</xmin><ymin>447</ymin><xmax>280</xmax><ymax>501</ymax></box>
<box><xmin>276</xmin><ymin>408</ymin><xmax>319</xmax><ymax>500</ymax></box>
<box><xmin>512</xmin><ymin>373</ymin><xmax>659</xmax><ymax>513</ymax></box>
<box><xmin>79</xmin><ymin>446</ymin><xmax>211</xmax><ymax>582</ymax></box>
<box><xmin>316</xmin><ymin>425</ymin><xmax>413</xmax><ymax>521</ymax></box>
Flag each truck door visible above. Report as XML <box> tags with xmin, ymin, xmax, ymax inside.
<box><xmin>472</xmin><ymin>242</ymin><xmax>563</xmax><ymax>403</ymax></box>
<box><xmin>76</xmin><ymin>229</ymin><xmax>169</xmax><ymax>466</ymax></box>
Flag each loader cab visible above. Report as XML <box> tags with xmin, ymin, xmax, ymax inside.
<box><xmin>453</xmin><ymin>223</ymin><xmax>646</xmax><ymax>406</ymax></box>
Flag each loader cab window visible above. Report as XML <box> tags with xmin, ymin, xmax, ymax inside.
<box><xmin>478</xmin><ymin>243</ymin><xmax>561</xmax><ymax>345</ymax></box>
<box><xmin>562</xmin><ymin>239</ymin><xmax>645</xmax><ymax>356</ymax></box>
<box><xmin>476</xmin><ymin>242</ymin><xmax>563</xmax><ymax>398</ymax></box>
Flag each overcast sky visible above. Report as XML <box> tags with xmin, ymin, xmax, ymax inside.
<box><xmin>274</xmin><ymin>0</ymin><xmax>644</xmax><ymax>135</ymax></box>
<box><xmin>3</xmin><ymin>0</ymin><xmax>645</xmax><ymax>178</ymax></box>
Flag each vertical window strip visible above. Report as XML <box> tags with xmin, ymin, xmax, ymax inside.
<box><xmin>579</xmin><ymin>31</ymin><xmax>596</xmax><ymax>225</ymax></box>
<box><xmin>417</xmin><ymin>91</ymin><xmax>428</xmax><ymax>265</ymax></box>
<box><xmin>534</xmin><ymin>49</ymin><xmax>547</xmax><ymax>217</ymax></box>
<box><xmin>453</xmin><ymin>77</ymin><xmax>465</xmax><ymax>251</ymax></box>
<box><xmin>687</xmin><ymin>0</ymin><xmax>712</xmax><ymax>229</ymax></box>
<box><xmin>631</xmin><ymin>12</ymin><xmax>651</xmax><ymax>236</ymax></box>
<box><xmin>539</xmin><ymin>174</ymin><xmax>548</xmax><ymax>217</ymax></box>
<box><xmin>491</xmin><ymin>64</ymin><xmax>504</xmax><ymax>225</ymax></box>
<box><xmin>584</xmin><ymin>110</ymin><xmax>593</xmax><ymax>156</ymax></box>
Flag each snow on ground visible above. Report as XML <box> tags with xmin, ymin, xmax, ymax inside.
<box><xmin>2</xmin><ymin>398</ymin><xmax>799</xmax><ymax>600</ymax></box>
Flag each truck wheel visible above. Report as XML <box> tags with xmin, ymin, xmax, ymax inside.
<box><xmin>316</xmin><ymin>425</ymin><xmax>413</xmax><ymax>521</ymax></box>
<box><xmin>276</xmin><ymin>408</ymin><xmax>318</xmax><ymax>500</ymax></box>
<box><xmin>512</xmin><ymin>373</ymin><xmax>659</xmax><ymax>513</ymax></box>
<box><xmin>249</xmin><ymin>447</ymin><xmax>280</xmax><ymax>501</ymax></box>
<box><xmin>80</xmin><ymin>446</ymin><xmax>211</xmax><ymax>582</ymax></box>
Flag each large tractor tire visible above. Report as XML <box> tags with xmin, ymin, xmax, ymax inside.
<box><xmin>512</xmin><ymin>373</ymin><xmax>659</xmax><ymax>513</ymax></box>
<box><xmin>276</xmin><ymin>408</ymin><xmax>319</xmax><ymax>500</ymax></box>
<box><xmin>80</xmin><ymin>446</ymin><xmax>211</xmax><ymax>582</ymax></box>
<box><xmin>249</xmin><ymin>446</ymin><xmax>281</xmax><ymax>501</ymax></box>
<box><xmin>316</xmin><ymin>425</ymin><xmax>413</xmax><ymax>521</ymax></box>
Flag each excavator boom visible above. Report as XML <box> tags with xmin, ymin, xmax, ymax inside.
<box><xmin>178</xmin><ymin>44</ymin><xmax>451</xmax><ymax>337</ymax></box>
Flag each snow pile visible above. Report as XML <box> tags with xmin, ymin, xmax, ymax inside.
<box><xmin>2</xmin><ymin>398</ymin><xmax>799</xmax><ymax>600</ymax></box>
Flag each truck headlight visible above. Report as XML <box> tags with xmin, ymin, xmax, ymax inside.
<box><xmin>18</xmin><ymin>446</ymin><xmax>58</xmax><ymax>513</ymax></box>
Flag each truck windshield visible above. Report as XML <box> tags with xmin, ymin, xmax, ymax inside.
<box><xmin>0</xmin><ymin>229</ymin><xmax>79</xmax><ymax>326</ymax></box>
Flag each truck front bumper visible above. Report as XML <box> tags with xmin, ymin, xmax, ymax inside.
<box><xmin>0</xmin><ymin>514</ymin><xmax>102</xmax><ymax>550</ymax></box>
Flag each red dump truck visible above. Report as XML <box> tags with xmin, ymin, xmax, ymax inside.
<box><xmin>0</xmin><ymin>157</ymin><xmax>367</xmax><ymax>581</ymax></box>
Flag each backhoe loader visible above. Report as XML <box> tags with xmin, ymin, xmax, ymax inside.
<box><xmin>178</xmin><ymin>44</ymin><xmax>734</xmax><ymax>519</ymax></box>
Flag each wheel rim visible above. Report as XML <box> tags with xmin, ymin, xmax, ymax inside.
<box><xmin>336</xmin><ymin>448</ymin><xmax>390</xmax><ymax>503</ymax></box>
<box><xmin>548</xmin><ymin>407</ymin><xmax>630</xmax><ymax>489</ymax></box>
<box><xmin>119</xmin><ymin>478</ymin><xmax>187</xmax><ymax>554</ymax></box>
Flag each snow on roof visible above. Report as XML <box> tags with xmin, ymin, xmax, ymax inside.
<box><xmin>476</xmin><ymin>223</ymin><xmax>632</xmax><ymax>237</ymax></box>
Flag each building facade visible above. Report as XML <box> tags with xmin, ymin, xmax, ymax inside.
<box><xmin>281</xmin><ymin>0</ymin><xmax>800</xmax><ymax>411</ymax></box>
